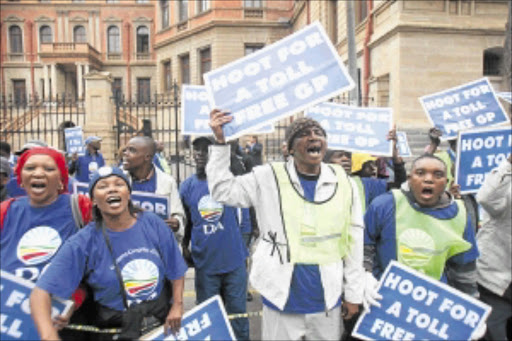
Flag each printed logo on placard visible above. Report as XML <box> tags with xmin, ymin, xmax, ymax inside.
<box><xmin>198</xmin><ymin>195</ymin><xmax>223</xmax><ymax>223</ymax></box>
<box><xmin>398</xmin><ymin>228</ymin><xmax>436</xmax><ymax>269</ymax></box>
<box><xmin>17</xmin><ymin>226</ymin><xmax>62</xmax><ymax>265</ymax></box>
<box><xmin>121</xmin><ymin>259</ymin><xmax>159</xmax><ymax>297</ymax></box>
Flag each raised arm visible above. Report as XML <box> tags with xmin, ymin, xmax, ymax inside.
<box><xmin>30</xmin><ymin>287</ymin><xmax>60</xmax><ymax>341</ymax></box>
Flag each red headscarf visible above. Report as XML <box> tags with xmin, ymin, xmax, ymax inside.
<box><xmin>15</xmin><ymin>147</ymin><xmax>69</xmax><ymax>194</ymax></box>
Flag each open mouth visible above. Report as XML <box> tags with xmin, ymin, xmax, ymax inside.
<box><xmin>106</xmin><ymin>196</ymin><xmax>122</xmax><ymax>207</ymax></box>
<box><xmin>306</xmin><ymin>146</ymin><xmax>322</xmax><ymax>157</ymax></box>
<box><xmin>421</xmin><ymin>187</ymin><xmax>434</xmax><ymax>197</ymax></box>
<box><xmin>30</xmin><ymin>182</ymin><xmax>47</xmax><ymax>193</ymax></box>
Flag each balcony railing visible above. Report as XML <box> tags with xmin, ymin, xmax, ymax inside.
<box><xmin>39</xmin><ymin>43</ymin><xmax>101</xmax><ymax>61</ymax></box>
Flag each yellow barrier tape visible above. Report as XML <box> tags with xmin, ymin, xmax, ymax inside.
<box><xmin>183</xmin><ymin>289</ymin><xmax>258</xmax><ymax>298</ymax></box>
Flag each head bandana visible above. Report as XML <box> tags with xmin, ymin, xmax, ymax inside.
<box><xmin>16</xmin><ymin>147</ymin><xmax>69</xmax><ymax>194</ymax></box>
<box><xmin>285</xmin><ymin>117</ymin><xmax>326</xmax><ymax>153</ymax></box>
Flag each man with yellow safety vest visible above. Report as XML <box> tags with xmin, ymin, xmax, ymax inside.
<box><xmin>206</xmin><ymin>111</ymin><xmax>365</xmax><ymax>340</ymax></box>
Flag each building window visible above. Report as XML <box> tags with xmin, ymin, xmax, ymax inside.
<box><xmin>180</xmin><ymin>54</ymin><xmax>190</xmax><ymax>84</ymax></box>
<box><xmin>137</xmin><ymin>0</ymin><xmax>149</xmax><ymax>3</ymax></box>
<box><xmin>40</xmin><ymin>25</ymin><xmax>53</xmax><ymax>44</ymax></box>
<box><xmin>197</xmin><ymin>0</ymin><xmax>209</xmax><ymax>13</ymax></box>
<box><xmin>137</xmin><ymin>78</ymin><xmax>151</xmax><ymax>103</ymax></box>
<box><xmin>106</xmin><ymin>0</ymin><xmax>118</xmax><ymax>3</ymax></box>
<box><xmin>9</xmin><ymin>25</ymin><xmax>23</xmax><ymax>53</ymax></box>
<box><xmin>163</xmin><ymin>61</ymin><xmax>172</xmax><ymax>92</ymax></box>
<box><xmin>199</xmin><ymin>47</ymin><xmax>211</xmax><ymax>84</ymax></box>
<box><xmin>161</xmin><ymin>0</ymin><xmax>169</xmax><ymax>28</ymax></box>
<box><xmin>107</xmin><ymin>26</ymin><xmax>120</xmax><ymax>54</ymax></box>
<box><xmin>137</xmin><ymin>26</ymin><xmax>149</xmax><ymax>58</ymax></box>
<box><xmin>355</xmin><ymin>0</ymin><xmax>368</xmax><ymax>25</ymax></box>
<box><xmin>483</xmin><ymin>47</ymin><xmax>503</xmax><ymax>76</ymax></box>
<box><xmin>244</xmin><ymin>44</ymin><xmax>264</xmax><ymax>55</ymax></box>
<box><xmin>13</xmin><ymin>79</ymin><xmax>26</xmax><ymax>106</ymax></box>
<box><xmin>244</xmin><ymin>0</ymin><xmax>262</xmax><ymax>7</ymax></box>
<box><xmin>178</xmin><ymin>0</ymin><xmax>188</xmax><ymax>22</ymax></box>
<box><xmin>73</xmin><ymin>25</ymin><xmax>86</xmax><ymax>43</ymax></box>
<box><xmin>112</xmin><ymin>77</ymin><xmax>123</xmax><ymax>100</ymax></box>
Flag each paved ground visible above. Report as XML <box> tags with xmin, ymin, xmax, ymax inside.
<box><xmin>183</xmin><ymin>268</ymin><xmax>263</xmax><ymax>340</ymax></box>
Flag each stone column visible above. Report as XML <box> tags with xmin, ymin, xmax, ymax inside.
<box><xmin>88</xmin><ymin>11</ymin><xmax>94</xmax><ymax>45</ymax></box>
<box><xmin>50</xmin><ymin>63</ymin><xmax>57</xmax><ymax>100</ymax></box>
<box><xmin>77</xmin><ymin>63</ymin><xmax>83</xmax><ymax>100</ymax></box>
<box><xmin>84</xmin><ymin>71</ymin><xmax>116</xmax><ymax>164</ymax></box>
<box><xmin>43</xmin><ymin>64</ymin><xmax>50</xmax><ymax>100</ymax></box>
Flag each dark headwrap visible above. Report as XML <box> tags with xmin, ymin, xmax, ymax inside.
<box><xmin>285</xmin><ymin>117</ymin><xmax>326</xmax><ymax>152</ymax></box>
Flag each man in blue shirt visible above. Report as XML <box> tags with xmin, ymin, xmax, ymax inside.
<box><xmin>69</xmin><ymin>136</ymin><xmax>105</xmax><ymax>183</ymax></box>
<box><xmin>180</xmin><ymin>136</ymin><xmax>249</xmax><ymax>341</ymax></box>
<box><xmin>363</xmin><ymin>154</ymin><xmax>480</xmax><ymax>305</ymax></box>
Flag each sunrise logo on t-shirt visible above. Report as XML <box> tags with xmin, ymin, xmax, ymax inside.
<box><xmin>17</xmin><ymin>226</ymin><xmax>62</xmax><ymax>265</ymax></box>
<box><xmin>198</xmin><ymin>195</ymin><xmax>223</xmax><ymax>223</ymax></box>
<box><xmin>121</xmin><ymin>259</ymin><xmax>159</xmax><ymax>297</ymax></box>
<box><xmin>398</xmin><ymin>228</ymin><xmax>436</xmax><ymax>268</ymax></box>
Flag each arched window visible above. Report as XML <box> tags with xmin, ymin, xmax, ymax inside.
<box><xmin>137</xmin><ymin>26</ymin><xmax>149</xmax><ymax>54</ymax></box>
<box><xmin>9</xmin><ymin>25</ymin><xmax>23</xmax><ymax>53</ymax></box>
<box><xmin>107</xmin><ymin>26</ymin><xmax>120</xmax><ymax>53</ymax></box>
<box><xmin>483</xmin><ymin>47</ymin><xmax>504</xmax><ymax>76</ymax></box>
<box><xmin>40</xmin><ymin>25</ymin><xmax>53</xmax><ymax>44</ymax></box>
<box><xmin>74</xmin><ymin>25</ymin><xmax>86</xmax><ymax>43</ymax></box>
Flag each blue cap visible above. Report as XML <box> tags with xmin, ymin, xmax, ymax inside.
<box><xmin>89</xmin><ymin>166</ymin><xmax>131</xmax><ymax>198</ymax></box>
<box><xmin>84</xmin><ymin>136</ymin><xmax>102</xmax><ymax>145</ymax></box>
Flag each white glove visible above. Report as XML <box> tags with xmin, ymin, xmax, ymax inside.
<box><xmin>362</xmin><ymin>272</ymin><xmax>382</xmax><ymax>313</ymax></box>
<box><xmin>470</xmin><ymin>322</ymin><xmax>486</xmax><ymax>340</ymax></box>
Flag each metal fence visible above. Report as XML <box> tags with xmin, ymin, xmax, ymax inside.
<box><xmin>1</xmin><ymin>94</ymin><xmax>86</xmax><ymax>153</ymax></box>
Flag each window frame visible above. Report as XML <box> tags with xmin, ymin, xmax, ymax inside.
<box><xmin>179</xmin><ymin>53</ymin><xmax>190</xmax><ymax>85</ymax></box>
<box><xmin>178</xmin><ymin>0</ymin><xmax>189</xmax><ymax>22</ymax></box>
<box><xmin>73</xmin><ymin>25</ymin><xmax>87</xmax><ymax>43</ymax></box>
<box><xmin>160</xmin><ymin>0</ymin><xmax>169</xmax><ymax>29</ymax></box>
<box><xmin>107</xmin><ymin>25</ymin><xmax>121</xmax><ymax>54</ymax></box>
<box><xmin>39</xmin><ymin>25</ymin><xmax>53</xmax><ymax>44</ymax></box>
<box><xmin>9</xmin><ymin>25</ymin><xmax>23</xmax><ymax>54</ymax></box>
<box><xmin>199</xmin><ymin>47</ymin><xmax>211</xmax><ymax>84</ymax></box>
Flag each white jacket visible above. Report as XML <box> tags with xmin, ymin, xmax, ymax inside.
<box><xmin>127</xmin><ymin>166</ymin><xmax>186</xmax><ymax>240</ymax></box>
<box><xmin>476</xmin><ymin>160</ymin><xmax>512</xmax><ymax>296</ymax></box>
<box><xmin>206</xmin><ymin>145</ymin><xmax>365</xmax><ymax>310</ymax></box>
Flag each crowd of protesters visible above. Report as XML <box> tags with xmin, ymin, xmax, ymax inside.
<box><xmin>0</xmin><ymin>108</ymin><xmax>510</xmax><ymax>341</ymax></box>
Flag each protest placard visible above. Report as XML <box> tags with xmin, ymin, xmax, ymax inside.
<box><xmin>72</xmin><ymin>184</ymin><xmax>170</xmax><ymax>220</ymax></box>
<box><xmin>396</xmin><ymin>131</ymin><xmax>412</xmax><ymax>157</ymax></box>
<box><xmin>64</xmin><ymin>127</ymin><xmax>84</xmax><ymax>155</ymax></box>
<box><xmin>419</xmin><ymin>78</ymin><xmax>509</xmax><ymax>140</ymax></box>
<box><xmin>131</xmin><ymin>191</ymin><xmax>170</xmax><ymax>220</ymax></box>
<box><xmin>305</xmin><ymin>102</ymin><xmax>393</xmax><ymax>156</ymax></box>
<box><xmin>141</xmin><ymin>295</ymin><xmax>235</xmax><ymax>341</ymax></box>
<box><xmin>1</xmin><ymin>270</ymin><xmax>73</xmax><ymax>341</ymax></box>
<box><xmin>455</xmin><ymin>126</ymin><xmax>512</xmax><ymax>194</ymax></box>
<box><xmin>72</xmin><ymin>181</ymin><xmax>89</xmax><ymax>196</ymax></box>
<box><xmin>203</xmin><ymin>21</ymin><xmax>354</xmax><ymax>140</ymax></box>
<box><xmin>496</xmin><ymin>91</ymin><xmax>512</xmax><ymax>104</ymax></box>
<box><xmin>352</xmin><ymin>261</ymin><xmax>491</xmax><ymax>341</ymax></box>
<box><xmin>181</xmin><ymin>85</ymin><xmax>274</xmax><ymax>136</ymax></box>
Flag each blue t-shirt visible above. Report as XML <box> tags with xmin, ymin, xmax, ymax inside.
<box><xmin>364</xmin><ymin>191</ymin><xmax>479</xmax><ymax>280</ymax></box>
<box><xmin>5</xmin><ymin>176</ymin><xmax>26</xmax><ymax>197</ymax></box>
<box><xmin>179</xmin><ymin>175</ymin><xmax>248</xmax><ymax>274</ymax></box>
<box><xmin>36</xmin><ymin>212</ymin><xmax>187</xmax><ymax>311</ymax></box>
<box><xmin>74</xmin><ymin>151</ymin><xmax>105</xmax><ymax>183</ymax></box>
<box><xmin>132</xmin><ymin>167</ymin><xmax>157</xmax><ymax>193</ymax></box>
<box><xmin>361</xmin><ymin>177</ymin><xmax>388</xmax><ymax>209</ymax></box>
<box><xmin>262</xmin><ymin>176</ymin><xmax>341</xmax><ymax>314</ymax></box>
<box><xmin>1</xmin><ymin>194</ymin><xmax>79</xmax><ymax>282</ymax></box>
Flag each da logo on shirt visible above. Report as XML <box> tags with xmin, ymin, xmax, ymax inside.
<box><xmin>198</xmin><ymin>195</ymin><xmax>223</xmax><ymax>223</ymax></box>
<box><xmin>17</xmin><ymin>226</ymin><xmax>62</xmax><ymax>265</ymax></box>
<box><xmin>121</xmin><ymin>259</ymin><xmax>159</xmax><ymax>298</ymax></box>
<box><xmin>398</xmin><ymin>228</ymin><xmax>436</xmax><ymax>269</ymax></box>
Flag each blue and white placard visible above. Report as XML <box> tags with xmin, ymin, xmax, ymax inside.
<box><xmin>305</xmin><ymin>102</ymin><xmax>393</xmax><ymax>156</ymax></box>
<box><xmin>72</xmin><ymin>184</ymin><xmax>171</xmax><ymax>220</ymax></box>
<box><xmin>1</xmin><ymin>270</ymin><xmax>73</xmax><ymax>341</ymax></box>
<box><xmin>64</xmin><ymin>126</ymin><xmax>85</xmax><ymax>155</ymax></box>
<box><xmin>181</xmin><ymin>85</ymin><xmax>274</xmax><ymax>136</ymax></box>
<box><xmin>203</xmin><ymin>21</ymin><xmax>354</xmax><ymax>140</ymax></box>
<box><xmin>455</xmin><ymin>126</ymin><xmax>512</xmax><ymax>194</ymax></box>
<box><xmin>396</xmin><ymin>131</ymin><xmax>412</xmax><ymax>157</ymax></box>
<box><xmin>72</xmin><ymin>181</ymin><xmax>89</xmax><ymax>196</ymax></box>
<box><xmin>496</xmin><ymin>91</ymin><xmax>512</xmax><ymax>104</ymax></box>
<box><xmin>352</xmin><ymin>261</ymin><xmax>491</xmax><ymax>341</ymax></box>
<box><xmin>141</xmin><ymin>295</ymin><xmax>236</xmax><ymax>341</ymax></box>
<box><xmin>419</xmin><ymin>78</ymin><xmax>509</xmax><ymax>140</ymax></box>
<box><xmin>131</xmin><ymin>191</ymin><xmax>170</xmax><ymax>220</ymax></box>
